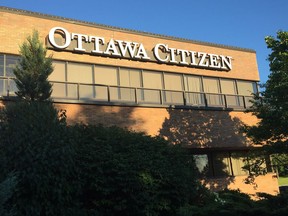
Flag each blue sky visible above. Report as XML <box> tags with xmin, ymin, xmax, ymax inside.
<box><xmin>1</xmin><ymin>0</ymin><xmax>288</xmax><ymax>83</ymax></box>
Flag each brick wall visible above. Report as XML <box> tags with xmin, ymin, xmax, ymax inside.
<box><xmin>54</xmin><ymin>102</ymin><xmax>258</xmax><ymax>148</ymax></box>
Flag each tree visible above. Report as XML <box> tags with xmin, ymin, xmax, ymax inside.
<box><xmin>245</xmin><ymin>31</ymin><xmax>288</xmax><ymax>149</ymax></box>
<box><xmin>13</xmin><ymin>30</ymin><xmax>53</xmax><ymax>101</ymax></box>
<box><xmin>244</xmin><ymin>31</ymin><xmax>288</xmax><ymax>178</ymax></box>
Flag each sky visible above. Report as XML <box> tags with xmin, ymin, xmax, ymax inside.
<box><xmin>1</xmin><ymin>0</ymin><xmax>288</xmax><ymax>84</ymax></box>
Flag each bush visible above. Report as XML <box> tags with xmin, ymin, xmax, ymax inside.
<box><xmin>0</xmin><ymin>101</ymin><xmax>206</xmax><ymax>215</ymax></box>
<box><xmin>0</xmin><ymin>101</ymin><xmax>77</xmax><ymax>215</ymax></box>
<box><xmin>69</xmin><ymin>124</ymin><xmax>205</xmax><ymax>215</ymax></box>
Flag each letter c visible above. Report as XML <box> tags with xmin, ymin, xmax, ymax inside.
<box><xmin>153</xmin><ymin>43</ymin><xmax>169</xmax><ymax>62</ymax></box>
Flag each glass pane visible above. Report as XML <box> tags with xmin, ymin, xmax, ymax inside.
<box><xmin>142</xmin><ymin>71</ymin><xmax>163</xmax><ymax>103</ymax></box>
<box><xmin>94</xmin><ymin>85</ymin><xmax>108</xmax><ymax>100</ymax></box>
<box><xmin>50</xmin><ymin>61</ymin><xmax>66</xmax><ymax>81</ymax></box>
<box><xmin>67</xmin><ymin>62</ymin><xmax>93</xmax><ymax>84</ymax></box>
<box><xmin>203</xmin><ymin>77</ymin><xmax>223</xmax><ymax>106</ymax></box>
<box><xmin>110</xmin><ymin>86</ymin><xmax>136</xmax><ymax>102</ymax></box>
<box><xmin>163</xmin><ymin>73</ymin><xmax>183</xmax><ymax>104</ymax></box>
<box><xmin>8</xmin><ymin>79</ymin><xmax>17</xmax><ymax>95</ymax></box>
<box><xmin>94</xmin><ymin>65</ymin><xmax>118</xmax><ymax>100</ymax></box>
<box><xmin>221</xmin><ymin>79</ymin><xmax>236</xmax><ymax>94</ymax></box>
<box><xmin>185</xmin><ymin>92</ymin><xmax>205</xmax><ymax>106</ymax></box>
<box><xmin>137</xmin><ymin>89</ymin><xmax>161</xmax><ymax>104</ymax></box>
<box><xmin>119</xmin><ymin>68</ymin><xmax>141</xmax><ymax>102</ymax></box>
<box><xmin>66</xmin><ymin>83</ymin><xmax>78</xmax><ymax>99</ymax></box>
<box><xmin>184</xmin><ymin>75</ymin><xmax>203</xmax><ymax>92</ymax></box>
<box><xmin>51</xmin><ymin>82</ymin><xmax>68</xmax><ymax>98</ymax></box>
<box><xmin>213</xmin><ymin>152</ymin><xmax>232</xmax><ymax>177</ymax></box>
<box><xmin>203</xmin><ymin>77</ymin><xmax>220</xmax><ymax>93</ymax></box>
<box><xmin>0</xmin><ymin>55</ymin><xmax>4</xmax><ymax>76</ymax></box>
<box><xmin>164</xmin><ymin>73</ymin><xmax>183</xmax><ymax>90</ymax></box>
<box><xmin>237</xmin><ymin>81</ymin><xmax>257</xmax><ymax>96</ymax></box>
<box><xmin>142</xmin><ymin>70</ymin><xmax>163</xmax><ymax>89</ymax></box>
<box><xmin>94</xmin><ymin>65</ymin><xmax>118</xmax><ymax>85</ymax></box>
<box><xmin>184</xmin><ymin>75</ymin><xmax>204</xmax><ymax>105</ymax></box>
<box><xmin>221</xmin><ymin>79</ymin><xmax>239</xmax><ymax>106</ymax></box>
<box><xmin>119</xmin><ymin>68</ymin><xmax>141</xmax><ymax>87</ymax></box>
<box><xmin>66</xmin><ymin>63</ymin><xmax>93</xmax><ymax>99</ymax></box>
<box><xmin>79</xmin><ymin>84</ymin><xmax>95</xmax><ymax>99</ymax></box>
<box><xmin>6</xmin><ymin>55</ymin><xmax>19</xmax><ymax>77</ymax></box>
<box><xmin>164</xmin><ymin>91</ymin><xmax>184</xmax><ymax>104</ymax></box>
<box><xmin>194</xmin><ymin>154</ymin><xmax>209</xmax><ymax>175</ymax></box>
<box><xmin>0</xmin><ymin>79</ymin><xmax>5</xmax><ymax>96</ymax></box>
<box><xmin>231</xmin><ymin>153</ymin><xmax>248</xmax><ymax>176</ymax></box>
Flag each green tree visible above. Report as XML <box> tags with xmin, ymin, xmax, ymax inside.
<box><xmin>245</xmin><ymin>31</ymin><xmax>288</xmax><ymax>148</ymax></box>
<box><xmin>13</xmin><ymin>30</ymin><xmax>53</xmax><ymax>101</ymax></box>
<box><xmin>244</xmin><ymin>31</ymin><xmax>288</xmax><ymax>178</ymax></box>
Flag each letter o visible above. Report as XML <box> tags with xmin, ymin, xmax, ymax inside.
<box><xmin>48</xmin><ymin>27</ymin><xmax>71</xmax><ymax>49</ymax></box>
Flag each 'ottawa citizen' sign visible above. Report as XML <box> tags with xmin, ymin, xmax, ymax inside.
<box><xmin>47</xmin><ymin>27</ymin><xmax>232</xmax><ymax>71</ymax></box>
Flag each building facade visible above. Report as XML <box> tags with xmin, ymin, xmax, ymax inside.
<box><xmin>0</xmin><ymin>7</ymin><xmax>279</xmax><ymax>196</ymax></box>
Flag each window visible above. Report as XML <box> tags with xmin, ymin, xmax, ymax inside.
<box><xmin>67</xmin><ymin>63</ymin><xmax>94</xmax><ymax>100</ymax></box>
<box><xmin>163</xmin><ymin>73</ymin><xmax>184</xmax><ymax>104</ymax></box>
<box><xmin>237</xmin><ymin>81</ymin><xmax>257</xmax><ymax>96</ymax></box>
<box><xmin>141</xmin><ymin>70</ymin><xmax>163</xmax><ymax>104</ymax></box>
<box><xmin>5</xmin><ymin>55</ymin><xmax>19</xmax><ymax>77</ymax></box>
<box><xmin>184</xmin><ymin>75</ymin><xmax>204</xmax><ymax>105</ymax></box>
<box><xmin>0</xmin><ymin>55</ymin><xmax>258</xmax><ymax>109</ymax></box>
<box><xmin>194</xmin><ymin>152</ymin><xmax>249</xmax><ymax>177</ymax></box>
<box><xmin>203</xmin><ymin>77</ymin><xmax>223</xmax><ymax>106</ymax></box>
<box><xmin>50</xmin><ymin>61</ymin><xmax>69</xmax><ymax>99</ymax></box>
<box><xmin>237</xmin><ymin>81</ymin><xmax>257</xmax><ymax>107</ymax></box>
<box><xmin>220</xmin><ymin>79</ymin><xmax>242</xmax><ymax>107</ymax></box>
<box><xmin>0</xmin><ymin>54</ymin><xmax>4</xmax><ymax>77</ymax></box>
<box><xmin>212</xmin><ymin>152</ymin><xmax>233</xmax><ymax>176</ymax></box>
<box><xmin>94</xmin><ymin>65</ymin><xmax>118</xmax><ymax>100</ymax></box>
<box><xmin>118</xmin><ymin>68</ymin><xmax>141</xmax><ymax>102</ymax></box>
<box><xmin>0</xmin><ymin>55</ymin><xmax>19</xmax><ymax>96</ymax></box>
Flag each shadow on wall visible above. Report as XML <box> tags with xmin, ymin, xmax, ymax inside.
<box><xmin>55</xmin><ymin>103</ymin><xmax>143</xmax><ymax>130</ymax></box>
<box><xmin>158</xmin><ymin>107</ymin><xmax>251</xmax><ymax>148</ymax></box>
<box><xmin>158</xmin><ymin>107</ymin><xmax>254</xmax><ymax>190</ymax></box>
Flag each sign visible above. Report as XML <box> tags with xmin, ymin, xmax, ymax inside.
<box><xmin>47</xmin><ymin>27</ymin><xmax>232</xmax><ymax>71</ymax></box>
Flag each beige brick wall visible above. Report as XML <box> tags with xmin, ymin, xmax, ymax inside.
<box><xmin>0</xmin><ymin>8</ymin><xmax>259</xmax><ymax>81</ymax></box>
<box><xmin>203</xmin><ymin>173</ymin><xmax>279</xmax><ymax>198</ymax></box>
<box><xmin>54</xmin><ymin>103</ymin><xmax>258</xmax><ymax>148</ymax></box>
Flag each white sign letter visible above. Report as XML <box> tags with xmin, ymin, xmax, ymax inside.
<box><xmin>71</xmin><ymin>33</ymin><xmax>88</xmax><ymax>52</ymax></box>
<box><xmin>153</xmin><ymin>43</ymin><xmax>169</xmax><ymax>62</ymax></box>
<box><xmin>89</xmin><ymin>36</ymin><xmax>105</xmax><ymax>54</ymax></box>
<box><xmin>48</xmin><ymin>27</ymin><xmax>71</xmax><ymax>49</ymax></box>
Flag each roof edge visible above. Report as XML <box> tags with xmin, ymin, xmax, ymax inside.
<box><xmin>0</xmin><ymin>6</ymin><xmax>256</xmax><ymax>53</ymax></box>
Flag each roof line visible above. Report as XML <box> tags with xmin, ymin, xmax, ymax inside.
<box><xmin>0</xmin><ymin>6</ymin><xmax>256</xmax><ymax>53</ymax></box>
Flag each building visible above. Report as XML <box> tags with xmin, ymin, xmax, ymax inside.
<box><xmin>0</xmin><ymin>6</ymin><xmax>279</xmax><ymax>196</ymax></box>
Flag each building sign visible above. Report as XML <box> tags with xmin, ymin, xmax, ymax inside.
<box><xmin>47</xmin><ymin>27</ymin><xmax>232</xmax><ymax>71</ymax></box>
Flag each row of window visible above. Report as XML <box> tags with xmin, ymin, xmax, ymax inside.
<box><xmin>0</xmin><ymin>54</ymin><xmax>258</xmax><ymax>108</ymax></box>
<box><xmin>194</xmin><ymin>152</ymin><xmax>268</xmax><ymax>177</ymax></box>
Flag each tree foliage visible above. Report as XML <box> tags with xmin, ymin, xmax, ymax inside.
<box><xmin>245</xmin><ymin>31</ymin><xmax>288</xmax><ymax>147</ymax></box>
<box><xmin>13</xmin><ymin>30</ymin><xmax>53</xmax><ymax>101</ymax></box>
<box><xmin>243</xmin><ymin>31</ymin><xmax>288</xmax><ymax>180</ymax></box>
<box><xmin>177</xmin><ymin>189</ymin><xmax>288</xmax><ymax>216</ymax></box>
<box><xmin>0</xmin><ymin>101</ymin><xmax>75</xmax><ymax>215</ymax></box>
<box><xmin>0</xmin><ymin>101</ymin><xmax>207</xmax><ymax>215</ymax></box>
